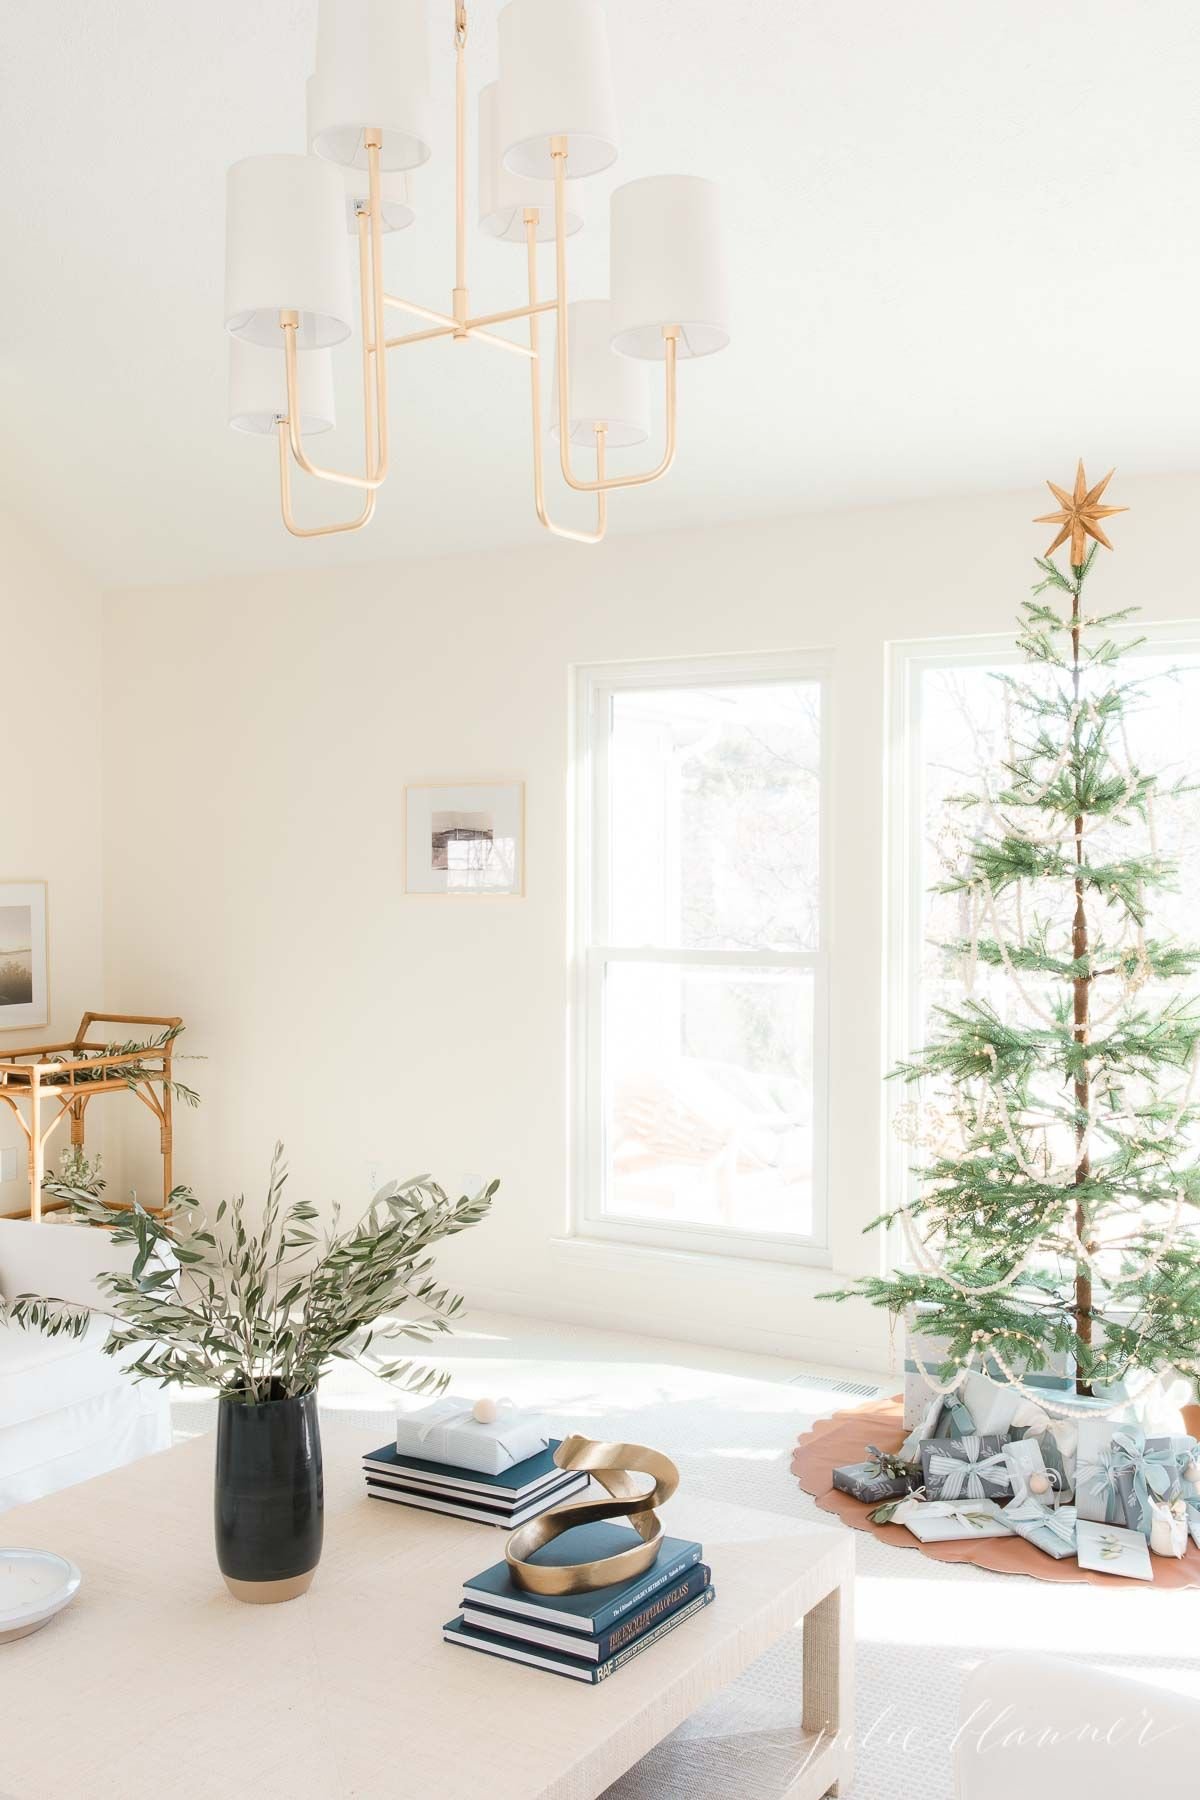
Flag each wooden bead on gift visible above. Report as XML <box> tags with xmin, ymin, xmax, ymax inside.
<box><xmin>1028</xmin><ymin>1470</ymin><xmax>1052</xmax><ymax>1496</ymax></box>
<box><xmin>472</xmin><ymin>1398</ymin><xmax>499</xmax><ymax>1424</ymax></box>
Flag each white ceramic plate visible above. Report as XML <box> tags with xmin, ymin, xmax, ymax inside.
<box><xmin>0</xmin><ymin>1548</ymin><xmax>82</xmax><ymax>1644</ymax></box>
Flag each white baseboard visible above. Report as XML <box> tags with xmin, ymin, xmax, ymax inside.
<box><xmin>457</xmin><ymin>1274</ymin><xmax>894</xmax><ymax>1373</ymax></box>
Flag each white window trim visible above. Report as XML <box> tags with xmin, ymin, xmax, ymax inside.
<box><xmin>885</xmin><ymin>618</ymin><xmax>1200</xmax><ymax>1246</ymax></box>
<box><xmin>571</xmin><ymin>650</ymin><xmax>832</xmax><ymax>1265</ymax></box>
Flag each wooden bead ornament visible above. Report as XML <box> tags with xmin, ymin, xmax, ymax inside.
<box><xmin>1027</xmin><ymin>1470</ymin><xmax>1052</xmax><ymax>1496</ymax></box>
<box><xmin>472</xmin><ymin>1397</ymin><xmax>499</xmax><ymax>1424</ymax></box>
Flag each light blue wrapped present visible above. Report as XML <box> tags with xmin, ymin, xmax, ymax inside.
<box><xmin>1002</xmin><ymin>1501</ymin><xmax>1078</xmax><ymax>1560</ymax></box>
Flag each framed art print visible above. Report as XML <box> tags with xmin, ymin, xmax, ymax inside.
<box><xmin>404</xmin><ymin>782</ymin><xmax>525</xmax><ymax>896</ymax></box>
<box><xmin>0</xmin><ymin>881</ymin><xmax>48</xmax><ymax>1030</ymax></box>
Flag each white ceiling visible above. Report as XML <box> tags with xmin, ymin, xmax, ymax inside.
<box><xmin>2</xmin><ymin>0</ymin><xmax>1199</xmax><ymax>587</ymax></box>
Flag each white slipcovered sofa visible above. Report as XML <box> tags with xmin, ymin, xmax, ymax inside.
<box><xmin>955</xmin><ymin>1652</ymin><xmax>1200</xmax><ymax>1797</ymax></box>
<box><xmin>0</xmin><ymin>1218</ymin><xmax>171</xmax><ymax>1511</ymax></box>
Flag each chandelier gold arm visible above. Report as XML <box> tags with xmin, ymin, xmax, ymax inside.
<box><xmin>551</xmin><ymin>143</ymin><xmax>679</xmax><ymax>495</ymax></box>
<box><xmin>525</xmin><ymin>210</ymin><xmax>606</xmax><ymax>543</ymax></box>
<box><xmin>468</xmin><ymin>299</ymin><xmax>557</xmax><ymax>332</ymax></box>
<box><xmin>275</xmin><ymin>203</ymin><xmax>382</xmax><ymax>537</ymax></box>
<box><xmin>277</xmin><ymin>422</ymin><xmax>378</xmax><ymax>536</ymax></box>
<box><xmin>281</xmin><ymin>136</ymin><xmax>389</xmax><ymax>493</ymax></box>
<box><xmin>453</xmin><ymin>0</ymin><xmax>468</xmax><ymax>329</ymax></box>
<box><xmin>383</xmin><ymin>293</ymin><xmax>536</xmax><ymax>359</ymax></box>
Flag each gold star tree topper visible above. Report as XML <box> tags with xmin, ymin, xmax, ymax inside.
<box><xmin>1035</xmin><ymin>461</ymin><xmax>1128</xmax><ymax>564</ymax></box>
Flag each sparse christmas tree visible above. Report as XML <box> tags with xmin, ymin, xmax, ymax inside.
<box><xmin>826</xmin><ymin>465</ymin><xmax>1200</xmax><ymax>1401</ymax></box>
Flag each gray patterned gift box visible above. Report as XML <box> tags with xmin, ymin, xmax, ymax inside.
<box><xmin>1077</xmin><ymin>1421</ymin><xmax>1180</xmax><ymax>1535</ymax></box>
<box><xmin>832</xmin><ymin>1445</ymin><xmax>920</xmax><ymax>1503</ymax></box>
<box><xmin>920</xmin><ymin>1433</ymin><xmax>1012</xmax><ymax>1502</ymax></box>
<box><xmin>1112</xmin><ymin>1432</ymin><xmax>1183</xmax><ymax>1536</ymax></box>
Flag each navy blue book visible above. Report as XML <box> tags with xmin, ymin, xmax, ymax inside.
<box><xmin>444</xmin><ymin>1586</ymin><xmax>716</xmax><ymax>1683</ymax></box>
<box><xmin>460</xmin><ymin>1522</ymin><xmax>704</xmax><ymax>1635</ymax></box>
<box><xmin>462</xmin><ymin>1562</ymin><xmax>711</xmax><ymax>1661</ymax></box>
<box><xmin>361</xmin><ymin>1439</ymin><xmax>570</xmax><ymax>1503</ymax></box>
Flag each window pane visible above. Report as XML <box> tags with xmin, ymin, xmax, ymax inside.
<box><xmin>608</xmin><ymin>681</ymin><xmax>821</xmax><ymax>952</ymax></box>
<box><xmin>917</xmin><ymin>652</ymin><xmax>1200</xmax><ymax>1046</ymax></box>
<box><xmin>910</xmin><ymin>646</ymin><xmax>1200</xmax><ymax>1234</ymax></box>
<box><xmin>601</xmin><ymin>959</ymin><xmax>816</xmax><ymax>1237</ymax></box>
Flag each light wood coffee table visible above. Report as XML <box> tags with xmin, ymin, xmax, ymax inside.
<box><xmin>1</xmin><ymin>1422</ymin><xmax>854</xmax><ymax>1799</ymax></box>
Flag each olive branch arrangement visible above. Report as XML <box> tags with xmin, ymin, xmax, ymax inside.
<box><xmin>9</xmin><ymin>1145</ymin><xmax>497</xmax><ymax>1403</ymax></box>
<box><xmin>43</xmin><ymin>1024</ymin><xmax>202</xmax><ymax>1109</ymax></box>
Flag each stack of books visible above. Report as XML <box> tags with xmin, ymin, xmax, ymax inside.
<box><xmin>444</xmin><ymin>1519</ymin><xmax>715</xmax><ymax>1683</ymax></box>
<box><xmin>362</xmin><ymin>1437</ymin><xmax>589</xmax><ymax>1528</ymax></box>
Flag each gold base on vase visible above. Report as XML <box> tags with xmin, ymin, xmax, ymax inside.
<box><xmin>222</xmin><ymin>1569</ymin><xmax>316</xmax><ymax>1605</ymax></box>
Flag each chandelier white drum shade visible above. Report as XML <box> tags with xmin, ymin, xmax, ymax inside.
<box><xmin>551</xmin><ymin>301</ymin><xmax>649</xmax><ymax>449</ymax></box>
<box><xmin>478</xmin><ymin>81</ymin><xmax>580</xmax><ymax>245</ymax></box>
<box><xmin>225</xmin><ymin>155</ymin><xmax>353</xmax><ymax>348</ymax></box>
<box><xmin>308</xmin><ymin>0</ymin><xmax>432</xmax><ymax>171</ymax></box>
<box><xmin>610</xmin><ymin>177</ymin><xmax>730</xmax><ymax>361</ymax></box>
<box><xmin>228</xmin><ymin>338</ymin><xmax>336</xmax><ymax>438</ymax></box>
<box><xmin>223</xmin><ymin>0</ymin><xmax>730</xmax><ymax>542</ymax></box>
<box><xmin>497</xmin><ymin>0</ymin><xmax>618</xmax><ymax>181</ymax></box>
<box><xmin>306</xmin><ymin>83</ymin><xmax>417</xmax><ymax>233</ymax></box>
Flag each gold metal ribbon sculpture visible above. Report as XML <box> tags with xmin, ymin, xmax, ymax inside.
<box><xmin>505</xmin><ymin>1433</ymin><xmax>680</xmax><ymax>1595</ymax></box>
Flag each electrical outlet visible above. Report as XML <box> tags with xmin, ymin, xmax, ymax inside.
<box><xmin>0</xmin><ymin>1146</ymin><xmax>18</xmax><ymax>1183</ymax></box>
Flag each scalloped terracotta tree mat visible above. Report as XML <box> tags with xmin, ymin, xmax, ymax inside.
<box><xmin>791</xmin><ymin>1396</ymin><xmax>1200</xmax><ymax>1588</ymax></box>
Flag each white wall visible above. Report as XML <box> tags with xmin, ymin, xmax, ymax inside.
<box><xmin>100</xmin><ymin>476</ymin><xmax>1200</xmax><ymax>1367</ymax></box>
<box><xmin>0</xmin><ymin>510</ymin><xmax>105</xmax><ymax>1215</ymax></box>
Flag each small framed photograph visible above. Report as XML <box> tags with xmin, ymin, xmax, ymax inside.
<box><xmin>404</xmin><ymin>782</ymin><xmax>525</xmax><ymax>897</ymax></box>
<box><xmin>0</xmin><ymin>881</ymin><xmax>48</xmax><ymax>1030</ymax></box>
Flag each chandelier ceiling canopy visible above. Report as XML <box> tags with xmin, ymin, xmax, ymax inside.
<box><xmin>224</xmin><ymin>0</ymin><xmax>730</xmax><ymax>544</ymax></box>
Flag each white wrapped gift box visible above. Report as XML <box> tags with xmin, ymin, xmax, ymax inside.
<box><xmin>395</xmin><ymin>1397</ymin><xmax>552</xmax><ymax>1475</ymax></box>
<box><xmin>902</xmin><ymin>1305</ymin><xmax>1073</xmax><ymax>1429</ymax></box>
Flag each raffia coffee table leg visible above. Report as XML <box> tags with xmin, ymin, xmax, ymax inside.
<box><xmin>801</xmin><ymin>1577</ymin><xmax>855</xmax><ymax>1796</ymax></box>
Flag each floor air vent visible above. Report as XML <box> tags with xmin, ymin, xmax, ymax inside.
<box><xmin>785</xmin><ymin>1373</ymin><xmax>882</xmax><ymax>1399</ymax></box>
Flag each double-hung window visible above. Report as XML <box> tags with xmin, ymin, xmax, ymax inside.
<box><xmin>575</xmin><ymin>654</ymin><xmax>830</xmax><ymax>1259</ymax></box>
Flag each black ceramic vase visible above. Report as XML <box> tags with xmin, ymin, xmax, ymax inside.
<box><xmin>214</xmin><ymin>1386</ymin><xmax>323</xmax><ymax>1604</ymax></box>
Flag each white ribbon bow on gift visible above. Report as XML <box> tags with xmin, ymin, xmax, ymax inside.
<box><xmin>927</xmin><ymin>1436</ymin><xmax>1009</xmax><ymax>1501</ymax></box>
<box><xmin>1039</xmin><ymin>1504</ymin><xmax>1078</xmax><ymax>1548</ymax></box>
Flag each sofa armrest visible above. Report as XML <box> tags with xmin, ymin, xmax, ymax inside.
<box><xmin>0</xmin><ymin>1218</ymin><xmax>167</xmax><ymax>1315</ymax></box>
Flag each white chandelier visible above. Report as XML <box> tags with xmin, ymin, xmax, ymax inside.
<box><xmin>223</xmin><ymin>0</ymin><xmax>729</xmax><ymax>543</ymax></box>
